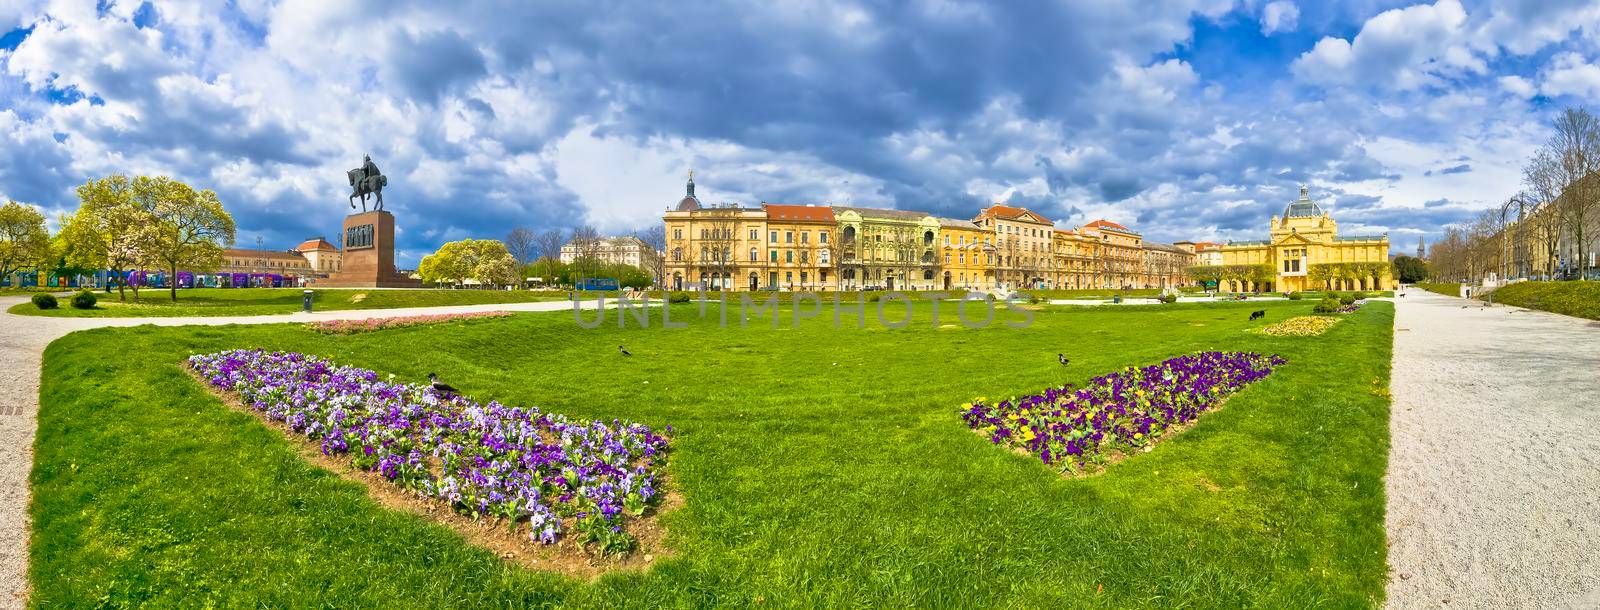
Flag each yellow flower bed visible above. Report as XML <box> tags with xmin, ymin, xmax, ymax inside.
<box><xmin>1257</xmin><ymin>315</ymin><xmax>1339</xmax><ymax>337</ymax></box>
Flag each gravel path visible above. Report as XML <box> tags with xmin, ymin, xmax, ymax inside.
<box><xmin>0</xmin><ymin>295</ymin><xmax>628</xmax><ymax>608</ymax></box>
<box><xmin>1388</xmin><ymin>288</ymin><xmax>1600</xmax><ymax>609</ymax></box>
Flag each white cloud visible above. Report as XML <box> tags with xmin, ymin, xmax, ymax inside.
<box><xmin>1291</xmin><ymin>0</ymin><xmax>1481</xmax><ymax>91</ymax></box>
<box><xmin>1260</xmin><ymin>1</ymin><xmax>1299</xmax><ymax>35</ymax></box>
<box><xmin>1498</xmin><ymin>75</ymin><xmax>1535</xmax><ymax>98</ymax></box>
<box><xmin>1539</xmin><ymin>53</ymin><xmax>1600</xmax><ymax>100</ymax></box>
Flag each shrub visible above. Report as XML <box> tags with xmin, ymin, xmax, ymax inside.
<box><xmin>31</xmin><ymin>293</ymin><xmax>57</xmax><ymax>310</ymax></box>
<box><xmin>70</xmin><ymin>290</ymin><xmax>97</xmax><ymax>309</ymax></box>
<box><xmin>1351</xmin><ymin>291</ymin><xmax>1367</xmax><ymax>300</ymax></box>
<box><xmin>1312</xmin><ymin>296</ymin><xmax>1341</xmax><ymax>314</ymax></box>
<box><xmin>1287</xmin><ymin>292</ymin><xmax>1303</xmax><ymax>300</ymax></box>
<box><xmin>668</xmin><ymin>292</ymin><xmax>691</xmax><ymax>304</ymax></box>
<box><xmin>1339</xmin><ymin>294</ymin><xmax>1357</xmax><ymax>305</ymax></box>
<box><xmin>1157</xmin><ymin>293</ymin><xmax>1178</xmax><ymax>304</ymax></box>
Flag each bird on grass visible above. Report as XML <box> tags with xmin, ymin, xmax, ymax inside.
<box><xmin>427</xmin><ymin>372</ymin><xmax>458</xmax><ymax>396</ymax></box>
<box><xmin>1058</xmin><ymin>353</ymin><xmax>1070</xmax><ymax>366</ymax></box>
<box><xmin>619</xmin><ymin>345</ymin><xmax>632</xmax><ymax>356</ymax></box>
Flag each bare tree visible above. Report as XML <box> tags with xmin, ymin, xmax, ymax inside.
<box><xmin>1549</xmin><ymin>107</ymin><xmax>1600</xmax><ymax>278</ymax></box>
<box><xmin>505</xmin><ymin>227</ymin><xmax>535</xmax><ymax>266</ymax></box>
<box><xmin>634</xmin><ymin>223</ymin><xmax>666</xmax><ymax>286</ymax></box>
<box><xmin>533</xmin><ymin>228</ymin><xmax>564</xmax><ymax>262</ymax></box>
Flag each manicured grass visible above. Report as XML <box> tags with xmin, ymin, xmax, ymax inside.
<box><xmin>8</xmin><ymin>287</ymin><xmax>568</xmax><ymax>317</ymax></box>
<box><xmin>1416</xmin><ymin>282</ymin><xmax>1461</xmax><ymax>297</ymax></box>
<box><xmin>1488</xmin><ymin>280</ymin><xmax>1600</xmax><ymax>320</ymax></box>
<box><xmin>1024</xmin><ymin>288</ymin><xmax>1203</xmax><ymax>300</ymax></box>
<box><xmin>32</xmin><ymin>300</ymin><xmax>1394</xmax><ymax>607</ymax></box>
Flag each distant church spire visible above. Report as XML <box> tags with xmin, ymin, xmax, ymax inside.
<box><xmin>686</xmin><ymin>169</ymin><xmax>696</xmax><ymax>198</ymax></box>
<box><xmin>1417</xmin><ymin>235</ymin><xmax>1426</xmax><ymax>259</ymax></box>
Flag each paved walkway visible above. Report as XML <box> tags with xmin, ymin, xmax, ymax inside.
<box><xmin>0</xmin><ymin>295</ymin><xmax>622</xmax><ymax>607</ymax></box>
<box><xmin>1387</xmin><ymin>288</ymin><xmax>1600</xmax><ymax>608</ymax></box>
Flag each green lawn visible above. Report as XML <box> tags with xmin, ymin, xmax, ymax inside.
<box><xmin>8</xmin><ymin>287</ymin><xmax>568</xmax><ymax>317</ymax></box>
<box><xmin>1487</xmin><ymin>280</ymin><xmax>1600</xmax><ymax>319</ymax></box>
<box><xmin>32</xmin><ymin>300</ymin><xmax>1393</xmax><ymax>607</ymax></box>
<box><xmin>1415</xmin><ymin>282</ymin><xmax>1460</xmax><ymax>297</ymax></box>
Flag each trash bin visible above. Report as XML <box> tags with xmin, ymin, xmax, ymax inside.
<box><xmin>302</xmin><ymin>290</ymin><xmax>314</xmax><ymax>313</ymax></box>
<box><xmin>1112</xmin><ymin>295</ymin><xmax>1122</xmax><ymax>304</ymax></box>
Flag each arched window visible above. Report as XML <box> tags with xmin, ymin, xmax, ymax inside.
<box><xmin>749</xmin><ymin>248</ymin><xmax>758</xmax><ymax>262</ymax></box>
<box><xmin>672</xmin><ymin>248</ymin><xmax>682</xmax><ymax>262</ymax></box>
<box><xmin>843</xmin><ymin>226</ymin><xmax>856</xmax><ymax>242</ymax></box>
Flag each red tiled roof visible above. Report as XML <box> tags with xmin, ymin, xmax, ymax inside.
<box><xmin>762</xmin><ymin>203</ymin><xmax>836</xmax><ymax>223</ymax></box>
<box><xmin>224</xmin><ymin>248</ymin><xmax>304</xmax><ymax>260</ymax></box>
<box><xmin>1085</xmin><ymin>219</ymin><xmax>1133</xmax><ymax>232</ymax></box>
<box><xmin>973</xmin><ymin>204</ymin><xmax>1051</xmax><ymax>224</ymax></box>
<box><xmin>295</xmin><ymin>237</ymin><xmax>338</xmax><ymax>252</ymax></box>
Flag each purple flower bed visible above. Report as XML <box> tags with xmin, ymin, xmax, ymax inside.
<box><xmin>187</xmin><ymin>349</ymin><xmax>669</xmax><ymax>554</ymax></box>
<box><xmin>1335</xmin><ymin>304</ymin><xmax>1362</xmax><ymax>313</ymax></box>
<box><xmin>960</xmin><ymin>351</ymin><xmax>1285</xmax><ymax>473</ymax></box>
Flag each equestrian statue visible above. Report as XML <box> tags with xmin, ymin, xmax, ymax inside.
<box><xmin>347</xmin><ymin>154</ymin><xmax>388</xmax><ymax>212</ymax></box>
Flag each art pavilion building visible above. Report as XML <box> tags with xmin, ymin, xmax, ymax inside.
<box><xmin>1219</xmin><ymin>186</ymin><xmax>1395</xmax><ymax>292</ymax></box>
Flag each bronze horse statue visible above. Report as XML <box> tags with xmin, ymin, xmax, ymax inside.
<box><xmin>348</xmin><ymin>154</ymin><xmax>387</xmax><ymax>212</ymax></box>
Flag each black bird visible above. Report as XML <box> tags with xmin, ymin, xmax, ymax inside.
<box><xmin>1058</xmin><ymin>353</ymin><xmax>1070</xmax><ymax>366</ymax></box>
<box><xmin>427</xmin><ymin>372</ymin><xmax>458</xmax><ymax>395</ymax></box>
<box><xmin>619</xmin><ymin>345</ymin><xmax>632</xmax><ymax>356</ymax></box>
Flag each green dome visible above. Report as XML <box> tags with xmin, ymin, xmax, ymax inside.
<box><xmin>1283</xmin><ymin>185</ymin><xmax>1324</xmax><ymax>217</ymax></box>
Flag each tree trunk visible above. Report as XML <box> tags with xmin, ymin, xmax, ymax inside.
<box><xmin>170</xmin><ymin>262</ymin><xmax>179</xmax><ymax>302</ymax></box>
<box><xmin>116</xmin><ymin>268</ymin><xmax>126</xmax><ymax>301</ymax></box>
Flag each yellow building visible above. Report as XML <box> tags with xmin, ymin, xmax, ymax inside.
<box><xmin>663</xmin><ymin>172</ymin><xmax>769</xmax><ymax>291</ymax></box>
<box><xmin>834</xmin><ymin>207</ymin><xmax>941</xmax><ymax>291</ymax></box>
<box><xmin>1078</xmin><ymin>219</ymin><xmax>1143</xmax><ymax>289</ymax></box>
<box><xmin>937</xmin><ymin>218</ymin><xmax>993</xmax><ymax>290</ymax></box>
<box><xmin>1219</xmin><ymin>185</ymin><xmax>1395</xmax><ymax>292</ymax></box>
<box><xmin>761</xmin><ymin>203</ymin><xmax>835</xmax><ymax>290</ymax></box>
<box><xmin>972</xmin><ymin>204</ymin><xmax>1053</xmax><ymax>290</ymax></box>
<box><xmin>1048</xmin><ymin>228</ymin><xmax>1096</xmax><ymax>289</ymax></box>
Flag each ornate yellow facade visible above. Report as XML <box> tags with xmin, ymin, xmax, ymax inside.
<box><xmin>1219</xmin><ymin>186</ymin><xmax>1395</xmax><ymax>292</ymax></box>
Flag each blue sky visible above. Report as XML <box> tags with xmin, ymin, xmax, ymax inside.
<box><xmin>2</xmin><ymin>0</ymin><xmax>1598</xmax><ymax>265</ymax></box>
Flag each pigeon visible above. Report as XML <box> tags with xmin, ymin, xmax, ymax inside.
<box><xmin>619</xmin><ymin>345</ymin><xmax>632</xmax><ymax>356</ymax></box>
<box><xmin>427</xmin><ymin>372</ymin><xmax>458</xmax><ymax>395</ymax></box>
<box><xmin>1058</xmin><ymin>353</ymin><xmax>1070</xmax><ymax>366</ymax></box>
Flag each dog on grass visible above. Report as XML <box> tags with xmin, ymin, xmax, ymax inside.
<box><xmin>1248</xmin><ymin>310</ymin><xmax>1265</xmax><ymax>321</ymax></box>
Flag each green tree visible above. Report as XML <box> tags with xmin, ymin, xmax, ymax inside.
<box><xmin>1392</xmin><ymin>255</ymin><xmax>1429</xmax><ymax>283</ymax></box>
<box><xmin>526</xmin><ymin>257</ymin><xmax>568</xmax><ymax>287</ymax></box>
<box><xmin>419</xmin><ymin>239</ymin><xmax>520</xmax><ymax>288</ymax></box>
<box><xmin>1186</xmin><ymin>265</ymin><xmax>1225</xmax><ymax>289</ymax></box>
<box><xmin>59</xmin><ymin>175</ymin><xmax>154</xmax><ymax>301</ymax></box>
<box><xmin>134</xmin><ymin>176</ymin><xmax>236</xmax><ymax>302</ymax></box>
<box><xmin>0</xmin><ymin>200</ymin><xmax>50</xmax><ymax>284</ymax></box>
<box><xmin>1308</xmin><ymin>263</ymin><xmax>1334</xmax><ymax>290</ymax></box>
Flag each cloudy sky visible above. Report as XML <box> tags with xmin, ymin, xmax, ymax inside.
<box><xmin>2</xmin><ymin>1</ymin><xmax>1598</xmax><ymax>264</ymax></box>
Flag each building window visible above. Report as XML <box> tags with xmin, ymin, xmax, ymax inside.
<box><xmin>750</xmin><ymin>229</ymin><xmax>758</xmax><ymax>240</ymax></box>
<box><xmin>672</xmin><ymin>248</ymin><xmax>682</xmax><ymax>261</ymax></box>
<box><xmin>770</xmin><ymin>231</ymin><xmax>778</xmax><ymax>243</ymax></box>
<box><xmin>785</xmin><ymin>231</ymin><xmax>793</xmax><ymax>243</ymax></box>
<box><xmin>674</xmin><ymin>229</ymin><xmax>682</xmax><ymax>239</ymax></box>
<box><xmin>820</xmin><ymin>231</ymin><xmax>829</xmax><ymax>243</ymax></box>
<box><xmin>770</xmin><ymin>250</ymin><xmax>778</xmax><ymax>262</ymax></box>
<box><xmin>701</xmin><ymin>229</ymin><xmax>708</xmax><ymax>239</ymax></box>
<box><xmin>800</xmin><ymin>251</ymin><xmax>809</xmax><ymax>263</ymax></box>
<box><xmin>785</xmin><ymin>272</ymin><xmax>793</xmax><ymax>284</ymax></box>
<box><xmin>749</xmin><ymin>248</ymin><xmax>758</xmax><ymax>262</ymax></box>
<box><xmin>801</xmin><ymin>232</ymin><xmax>809</xmax><ymax>243</ymax></box>
<box><xmin>785</xmin><ymin>251</ymin><xmax>794</xmax><ymax>263</ymax></box>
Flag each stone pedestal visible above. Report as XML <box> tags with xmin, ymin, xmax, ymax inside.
<box><xmin>318</xmin><ymin>210</ymin><xmax>422</xmax><ymax>288</ymax></box>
